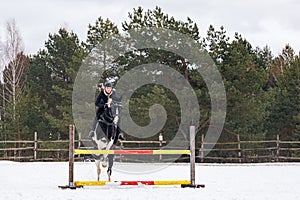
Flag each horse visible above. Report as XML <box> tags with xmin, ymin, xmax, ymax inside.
<box><xmin>89</xmin><ymin>99</ymin><xmax>122</xmax><ymax>181</ymax></box>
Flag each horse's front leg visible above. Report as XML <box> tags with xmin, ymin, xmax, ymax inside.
<box><xmin>102</xmin><ymin>140</ymin><xmax>114</xmax><ymax>181</ymax></box>
<box><xmin>107</xmin><ymin>154</ymin><xmax>114</xmax><ymax>181</ymax></box>
<box><xmin>102</xmin><ymin>139</ymin><xmax>114</xmax><ymax>167</ymax></box>
<box><xmin>95</xmin><ymin>160</ymin><xmax>101</xmax><ymax>181</ymax></box>
<box><xmin>100</xmin><ymin>155</ymin><xmax>111</xmax><ymax>181</ymax></box>
<box><xmin>101</xmin><ymin>154</ymin><xmax>109</xmax><ymax>168</ymax></box>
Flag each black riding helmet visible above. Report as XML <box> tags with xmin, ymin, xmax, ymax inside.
<box><xmin>104</xmin><ymin>82</ymin><xmax>112</xmax><ymax>88</ymax></box>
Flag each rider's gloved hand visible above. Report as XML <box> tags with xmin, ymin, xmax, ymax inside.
<box><xmin>105</xmin><ymin>98</ymin><xmax>112</xmax><ymax>108</ymax></box>
<box><xmin>113</xmin><ymin>116</ymin><xmax>119</xmax><ymax>124</ymax></box>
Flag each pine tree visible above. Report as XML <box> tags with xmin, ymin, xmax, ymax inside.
<box><xmin>85</xmin><ymin>17</ymin><xmax>119</xmax><ymax>52</ymax></box>
<box><xmin>117</xmin><ymin>6</ymin><xmax>207</xmax><ymax>140</ymax></box>
<box><xmin>265</xmin><ymin>45</ymin><xmax>300</xmax><ymax>140</ymax></box>
<box><xmin>36</xmin><ymin>28</ymin><xmax>85</xmax><ymax>139</ymax></box>
<box><xmin>205</xmin><ymin>29</ymin><xmax>270</xmax><ymax>141</ymax></box>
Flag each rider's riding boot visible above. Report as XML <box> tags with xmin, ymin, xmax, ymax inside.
<box><xmin>118</xmin><ymin>133</ymin><xmax>126</xmax><ymax>140</ymax></box>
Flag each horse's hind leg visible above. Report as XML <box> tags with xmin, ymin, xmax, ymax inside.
<box><xmin>95</xmin><ymin>160</ymin><xmax>101</xmax><ymax>181</ymax></box>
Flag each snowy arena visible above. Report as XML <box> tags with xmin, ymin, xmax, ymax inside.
<box><xmin>1</xmin><ymin>1</ymin><xmax>300</xmax><ymax>200</ymax></box>
<box><xmin>1</xmin><ymin>161</ymin><xmax>300</xmax><ymax>200</ymax></box>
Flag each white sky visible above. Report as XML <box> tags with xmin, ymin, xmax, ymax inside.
<box><xmin>0</xmin><ymin>0</ymin><xmax>299</xmax><ymax>56</ymax></box>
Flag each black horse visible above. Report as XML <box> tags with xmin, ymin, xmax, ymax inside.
<box><xmin>89</xmin><ymin>99</ymin><xmax>122</xmax><ymax>181</ymax></box>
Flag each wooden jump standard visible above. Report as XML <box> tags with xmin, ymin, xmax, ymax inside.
<box><xmin>58</xmin><ymin>125</ymin><xmax>205</xmax><ymax>189</ymax></box>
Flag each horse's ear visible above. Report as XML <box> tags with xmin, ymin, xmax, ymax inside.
<box><xmin>114</xmin><ymin>95</ymin><xmax>122</xmax><ymax>102</ymax></box>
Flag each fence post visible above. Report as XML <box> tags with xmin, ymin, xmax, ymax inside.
<box><xmin>34</xmin><ymin>132</ymin><xmax>38</xmax><ymax>160</ymax></box>
<box><xmin>237</xmin><ymin>134</ymin><xmax>241</xmax><ymax>163</ymax></box>
<box><xmin>200</xmin><ymin>134</ymin><xmax>204</xmax><ymax>163</ymax></box>
<box><xmin>276</xmin><ymin>134</ymin><xmax>280</xmax><ymax>162</ymax></box>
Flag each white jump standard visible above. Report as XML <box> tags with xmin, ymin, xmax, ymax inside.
<box><xmin>58</xmin><ymin>125</ymin><xmax>205</xmax><ymax>189</ymax></box>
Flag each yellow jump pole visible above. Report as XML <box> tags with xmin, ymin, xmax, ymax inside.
<box><xmin>74</xmin><ymin>180</ymin><xmax>192</xmax><ymax>187</ymax></box>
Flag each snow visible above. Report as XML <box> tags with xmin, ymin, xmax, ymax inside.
<box><xmin>0</xmin><ymin>161</ymin><xmax>300</xmax><ymax>200</ymax></box>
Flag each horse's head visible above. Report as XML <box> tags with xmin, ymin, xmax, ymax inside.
<box><xmin>102</xmin><ymin>99</ymin><xmax>122</xmax><ymax>125</ymax></box>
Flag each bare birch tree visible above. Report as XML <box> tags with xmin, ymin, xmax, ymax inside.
<box><xmin>1</xmin><ymin>19</ymin><xmax>25</xmax><ymax>120</ymax></box>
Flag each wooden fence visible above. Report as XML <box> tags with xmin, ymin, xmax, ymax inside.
<box><xmin>199</xmin><ymin>134</ymin><xmax>300</xmax><ymax>163</ymax></box>
<box><xmin>0</xmin><ymin>132</ymin><xmax>300</xmax><ymax>162</ymax></box>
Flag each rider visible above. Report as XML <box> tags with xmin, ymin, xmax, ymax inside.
<box><xmin>95</xmin><ymin>82</ymin><xmax>125</xmax><ymax>142</ymax></box>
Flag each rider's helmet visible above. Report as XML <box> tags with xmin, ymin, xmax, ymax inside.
<box><xmin>104</xmin><ymin>82</ymin><xmax>112</xmax><ymax>88</ymax></box>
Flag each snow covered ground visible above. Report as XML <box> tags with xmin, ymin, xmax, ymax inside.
<box><xmin>1</xmin><ymin>161</ymin><xmax>300</xmax><ymax>200</ymax></box>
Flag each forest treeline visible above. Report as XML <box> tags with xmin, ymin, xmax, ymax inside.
<box><xmin>0</xmin><ymin>6</ymin><xmax>299</xmax><ymax>143</ymax></box>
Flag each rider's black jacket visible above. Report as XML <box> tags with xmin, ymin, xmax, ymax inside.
<box><xmin>94</xmin><ymin>89</ymin><xmax>123</xmax><ymax>144</ymax></box>
<box><xmin>95</xmin><ymin>90</ymin><xmax>112</xmax><ymax>117</ymax></box>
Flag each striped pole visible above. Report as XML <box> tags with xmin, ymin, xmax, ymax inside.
<box><xmin>74</xmin><ymin>180</ymin><xmax>191</xmax><ymax>187</ymax></box>
<box><xmin>74</xmin><ymin>149</ymin><xmax>190</xmax><ymax>155</ymax></box>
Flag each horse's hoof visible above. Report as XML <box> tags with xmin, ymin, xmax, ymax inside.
<box><xmin>102</xmin><ymin>163</ymin><xmax>107</xmax><ymax>168</ymax></box>
<box><xmin>107</xmin><ymin>170</ymin><xmax>111</xmax><ymax>181</ymax></box>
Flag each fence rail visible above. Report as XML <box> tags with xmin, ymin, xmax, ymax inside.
<box><xmin>0</xmin><ymin>132</ymin><xmax>300</xmax><ymax>162</ymax></box>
